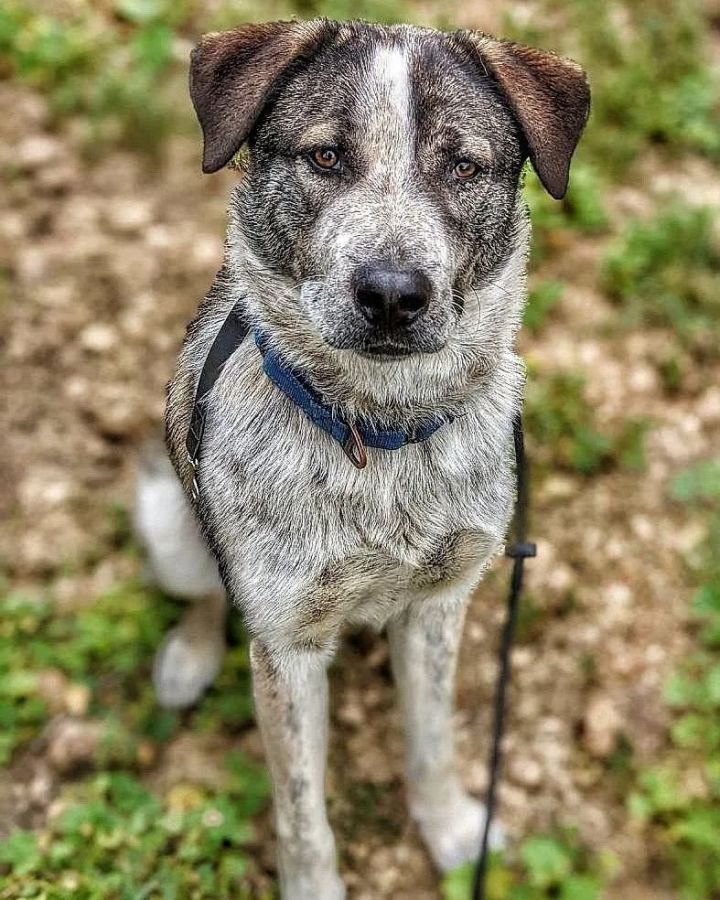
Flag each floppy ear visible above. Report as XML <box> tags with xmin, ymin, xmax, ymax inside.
<box><xmin>457</xmin><ymin>34</ymin><xmax>590</xmax><ymax>199</ymax></box>
<box><xmin>190</xmin><ymin>19</ymin><xmax>333</xmax><ymax>174</ymax></box>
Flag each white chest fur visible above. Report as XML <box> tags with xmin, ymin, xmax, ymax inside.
<box><xmin>194</xmin><ymin>339</ymin><xmax>519</xmax><ymax>658</ymax></box>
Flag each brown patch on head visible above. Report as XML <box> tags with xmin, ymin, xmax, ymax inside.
<box><xmin>454</xmin><ymin>33</ymin><xmax>590</xmax><ymax>198</ymax></box>
<box><xmin>189</xmin><ymin>19</ymin><xmax>337</xmax><ymax>173</ymax></box>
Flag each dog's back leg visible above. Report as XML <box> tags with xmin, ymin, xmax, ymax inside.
<box><xmin>135</xmin><ymin>440</ymin><xmax>227</xmax><ymax>709</ymax></box>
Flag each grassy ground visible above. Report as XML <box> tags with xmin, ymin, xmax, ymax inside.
<box><xmin>1</xmin><ymin>0</ymin><xmax>719</xmax><ymax>897</ymax></box>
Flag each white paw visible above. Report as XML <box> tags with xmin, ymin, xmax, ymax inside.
<box><xmin>278</xmin><ymin>836</ymin><xmax>345</xmax><ymax>900</ymax></box>
<box><xmin>413</xmin><ymin>792</ymin><xmax>505</xmax><ymax>873</ymax></box>
<box><xmin>280</xmin><ymin>868</ymin><xmax>346</xmax><ymax>900</ymax></box>
<box><xmin>153</xmin><ymin>628</ymin><xmax>224</xmax><ymax>709</ymax></box>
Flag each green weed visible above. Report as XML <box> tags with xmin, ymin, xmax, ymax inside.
<box><xmin>0</xmin><ymin>0</ymin><xmax>411</xmax><ymax>155</ymax></box>
<box><xmin>601</xmin><ymin>204</ymin><xmax>720</xmax><ymax>359</ymax></box>
<box><xmin>0</xmin><ymin>577</ymin><xmax>258</xmax><ymax>764</ymax></box>
<box><xmin>442</xmin><ymin>832</ymin><xmax>614</xmax><ymax>899</ymax></box>
<box><xmin>582</xmin><ymin>0</ymin><xmax>719</xmax><ymax>170</ymax></box>
<box><xmin>525</xmin><ymin>371</ymin><xmax>647</xmax><ymax>475</ymax></box>
<box><xmin>0</xmin><ymin>583</ymin><xmax>173</xmax><ymax>764</ymax></box>
<box><xmin>509</xmin><ymin>0</ymin><xmax>720</xmax><ymax>180</ymax></box>
<box><xmin>0</xmin><ymin>573</ymin><xmax>269</xmax><ymax>897</ymax></box>
<box><xmin>627</xmin><ymin>460</ymin><xmax>720</xmax><ymax>899</ymax></box>
<box><xmin>524</xmin><ymin>282</ymin><xmax>564</xmax><ymax>334</ymax></box>
<box><xmin>0</xmin><ymin>2</ymin><xmax>182</xmax><ymax>154</ymax></box>
<box><xmin>524</xmin><ymin>164</ymin><xmax>609</xmax><ymax>263</ymax></box>
<box><xmin>0</xmin><ymin>759</ymin><xmax>270</xmax><ymax>899</ymax></box>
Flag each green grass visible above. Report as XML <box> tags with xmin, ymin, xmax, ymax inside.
<box><xmin>442</xmin><ymin>832</ymin><xmax>617</xmax><ymax>899</ymax></box>
<box><xmin>0</xmin><ymin>1</ymin><xmax>182</xmax><ymax>154</ymax></box>
<box><xmin>581</xmin><ymin>0</ymin><xmax>720</xmax><ymax>172</ymax></box>
<box><xmin>508</xmin><ymin>0</ymin><xmax>720</xmax><ymax>181</ymax></box>
<box><xmin>0</xmin><ymin>579</ymin><xmax>258</xmax><ymax>758</ymax></box>
<box><xmin>626</xmin><ymin>460</ymin><xmax>720</xmax><ymax>899</ymax></box>
<box><xmin>0</xmin><ymin>0</ymin><xmax>411</xmax><ymax>155</ymax></box>
<box><xmin>525</xmin><ymin>370</ymin><xmax>648</xmax><ymax>476</ymax></box>
<box><xmin>523</xmin><ymin>282</ymin><xmax>564</xmax><ymax>334</ymax></box>
<box><xmin>0</xmin><ymin>760</ymin><xmax>270</xmax><ymax>899</ymax></box>
<box><xmin>601</xmin><ymin>204</ymin><xmax>720</xmax><ymax>360</ymax></box>
<box><xmin>0</xmin><ymin>577</ymin><xmax>268</xmax><ymax>898</ymax></box>
<box><xmin>524</xmin><ymin>164</ymin><xmax>610</xmax><ymax>264</ymax></box>
<box><xmin>2</xmin><ymin>0</ymin><xmax>720</xmax><ymax>895</ymax></box>
<box><xmin>0</xmin><ymin>584</ymin><xmax>169</xmax><ymax>765</ymax></box>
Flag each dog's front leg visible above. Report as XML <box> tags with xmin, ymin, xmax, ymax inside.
<box><xmin>250</xmin><ymin>640</ymin><xmax>344</xmax><ymax>900</ymax></box>
<box><xmin>388</xmin><ymin>596</ymin><xmax>504</xmax><ymax>872</ymax></box>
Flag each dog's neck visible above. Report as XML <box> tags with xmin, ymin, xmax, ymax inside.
<box><xmin>221</xmin><ymin>224</ymin><xmax>529</xmax><ymax>426</ymax></box>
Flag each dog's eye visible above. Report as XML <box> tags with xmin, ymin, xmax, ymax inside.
<box><xmin>452</xmin><ymin>159</ymin><xmax>480</xmax><ymax>181</ymax></box>
<box><xmin>308</xmin><ymin>147</ymin><xmax>341</xmax><ymax>173</ymax></box>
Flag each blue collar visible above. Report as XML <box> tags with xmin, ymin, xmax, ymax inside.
<box><xmin>254</xmin><ymin>331</ymin><xmax>451</xmax><ymax>468</ymax></box>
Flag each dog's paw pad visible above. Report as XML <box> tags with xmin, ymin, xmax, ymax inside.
<box><xmin>153</xmin><ymin>629</ymin><xmax>224</xmax><ymax>709</ymax></box>
<box><xmin>414</xmin><ymin>793</ymin><xmax>505</xmax><ymax>873</ymax></box>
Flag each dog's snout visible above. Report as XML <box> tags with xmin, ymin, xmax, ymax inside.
<box><xmin>354</xmin><ymin>264</ymin><xmax>432</xmax><ymax>328</ymax></box>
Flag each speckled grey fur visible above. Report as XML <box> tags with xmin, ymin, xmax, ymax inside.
<box><xmin>139</xmin><ymin>19</ymin><xmax>589</xmax><ymax>898</ymax></box>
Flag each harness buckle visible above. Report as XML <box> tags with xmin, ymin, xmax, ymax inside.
<box><xmin>341</xmin><ymin>421</ymin><xmax>368</xmax><ymax>469</ymax></box>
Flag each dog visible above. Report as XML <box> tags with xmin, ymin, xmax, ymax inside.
<box><xmin>135</xmin><ymin>19</ymin><xmax>589</xmax><ymax>899</ymax></box>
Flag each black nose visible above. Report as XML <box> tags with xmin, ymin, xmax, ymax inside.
<box><xmin>354</xmin><ymin>264</ymin><xmax>432</xmax><ymax>328</ymax></box>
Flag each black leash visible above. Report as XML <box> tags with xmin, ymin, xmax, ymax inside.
<box><xmin>472</xmin><ymin>414</ymin><xmax>536</xmax><ymax>899</ymax></box>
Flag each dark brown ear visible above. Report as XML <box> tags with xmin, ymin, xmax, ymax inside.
<box><xmin>457</xmin><ymin>34</ymin><xmax>590</xmax><ymax>199</ymax></box>
<box><xmin>190</xmin><ymin>20</ymin><xmax>333</xmax><ymax>174</ymax></box>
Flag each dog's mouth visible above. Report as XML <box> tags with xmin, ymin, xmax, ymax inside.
<box><xmin>361</xmin><ymin>342</ymin><xmax>416</xmax><ymax>358</ymax></box>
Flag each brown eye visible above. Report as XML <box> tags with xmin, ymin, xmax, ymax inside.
<box><xmin>453</xmin><ymin>159</ymin><xmax>480</xmax><ymax>181</ymax></box>
<box><xmin>309</xmin><ymin>147</ymin><xmax>341</xmax><ymax>171</ymax></box>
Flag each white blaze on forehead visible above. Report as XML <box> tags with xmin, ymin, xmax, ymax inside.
<box><xmin>367</xmin><ymin>43</ymin><xmax>413</xmax><ymax>174</ymax></box>
<box><xmin>372</xmin><ymin>44</ymin><xmax>411</xmax><ymax>118</ymax></box>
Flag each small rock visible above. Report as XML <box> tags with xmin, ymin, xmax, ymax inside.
<box><xmin>64</xmin><ymin>683</ymin><xmax>91</xmax><ymax>717</ymax></box>
<box><xmin>17</xmin><ymin>134</ymin><xmax>64</xmax><ymax>169</ymax></box>
<box><xmin>0</xmin><ymin>211</ymin><xmax>27</xmax><ymax>240</ymax></box>
<box><xmin>34</xmin><ymin>671</ymin><xmax>88</xmax><ymax>716</ymax></box>
<box><xmin>79</xmin><ymin>323</ymin><xmax>117</xmax><ymax>353</ymax></box>
<box><xmin>88</xmin><ymin>386</ymin><xmax>145</xmax><ymax>438</ymax></box>
<box><xmin>541</xmin><ymin>475</ymin><xmax>577</xmax><ymax>500</ymax></box>
<box><xmin>36</xmin><ymin>161</ymin><xmax>79</xmax><ymax>193</ymax></box>
<box><xmin>190</xmin><ymin>234</ymin><xmax>221</xmax><ymax>269</ymax></box>
<box><xmin>136</xmin><ymin>741</ymin><xmax>156</xmax><ymax>769</ymax></box>
<box><xmin>165</xmin><ymin>784</ymin><xmax>205</xmax><ymax>813</ymax></box>
<box><xmin>583</xmin><ymin>693</ymin><xmax>622</xmax><ymax>759</ymax></box>
<box><xmin>35</xmin><ymin>669</ymin><xmax>72</xmax><ymax>714</ymax></box>
<box><xmin>27</xmin><ymin>762</ymin><xmax>55</xmax><ymax>809</ymax></box>
<box><xmin>105</xmin><ymin>198</ymin><xmax>154</xmax><ymax>234</ymax></box>
<box><xmin>18</xmin><ymin>468</ymin><xmax>74</xmax><ymax>512</ymax></box>
<box><xmin>509</xmin><ymin>755</ymin><xmax>544</xmax><ymax>789</ymax></box>
<box><xmin>697</xmin><ymin>386</ymin><xmax>720</xmax><ymax>424</ymax></box>
<box><xmin>15</xmin><ymin>246</ymin><xmax>51</xmax><ymax>284</ymax></box>
<box><xmin>337</xmin><ymin>700</ymin><xmax>365</xmax><ymax>727</ymax></box>
<box><xmin>47</xmin><ymin>719</ymin><xmax>105</xmax><ymax>773</ymax></box>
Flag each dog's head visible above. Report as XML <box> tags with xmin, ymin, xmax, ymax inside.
<box><xmin>190</xmin><ymin>21</ymin><xmax>588</xmax><ymax>365</ymax></box>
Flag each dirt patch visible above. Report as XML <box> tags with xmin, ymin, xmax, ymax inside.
<box><xmin>2</xmin><ymin>76</ymin><xmax>718</xmax><ymax>898</ymax></box>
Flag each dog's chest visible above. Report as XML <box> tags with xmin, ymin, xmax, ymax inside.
<box><xmin>198</xmin><ymin>352</ymin><xmax>514</xmax><ymax>646</ymax></box>
<box><xmin>296</xmin><ymin>463</ymin><xmax>508</xmax><ymax>650</ymax></box>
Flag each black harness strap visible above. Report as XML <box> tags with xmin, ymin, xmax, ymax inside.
<box><xmin>472</xmin><ymin>414</ymin><xmax>536</xmax><ymax>900</ymax></box>
<box><xmin>186</xmin><ymin>301</ymin><xmax>249</xmax><ymax>500</ymax></box>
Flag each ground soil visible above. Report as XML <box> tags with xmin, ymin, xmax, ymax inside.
<box><xmin>2</xmin><ymin>79</ymin><xmax>719</xmax><ymax>898</ymax></box>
